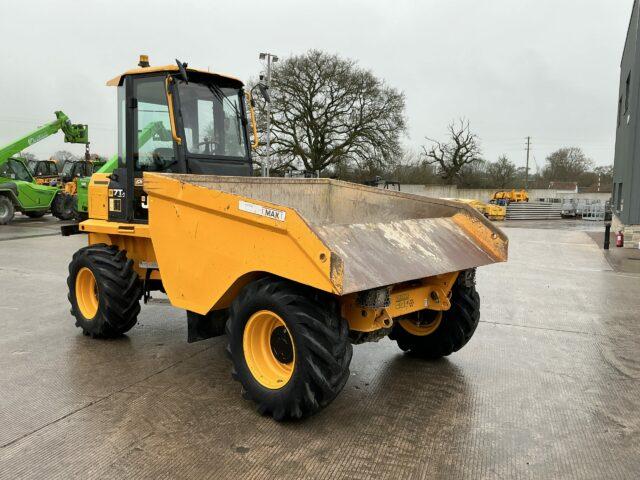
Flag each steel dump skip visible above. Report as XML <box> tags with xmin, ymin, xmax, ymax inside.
<box><xmin>144</xmin><ymin>174</ymin><xmax>508</xmax><ymax>304</ymax></box>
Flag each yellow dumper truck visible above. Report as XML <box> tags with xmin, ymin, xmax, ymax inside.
<box><xmin>65</xmin><ymin>58</ymin><xmax>509</xmax><ymax>420</ymax></box>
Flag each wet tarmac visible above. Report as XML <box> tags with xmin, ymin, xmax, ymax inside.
<box><xmin>1</xmin><ymin>216</ymin><xmax>639</xmax><ymax>479</ymax></box>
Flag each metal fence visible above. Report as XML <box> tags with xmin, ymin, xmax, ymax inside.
<box><xmin>582</xmin><ymin>203</ymin><xmax>606</xmax><ymax>221</ymax></box>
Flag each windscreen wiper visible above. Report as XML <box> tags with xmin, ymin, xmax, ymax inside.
<box><xmin>207</xmin><ymin>84</ymin><xmax>243</xmax><ymax>121</ymax></box>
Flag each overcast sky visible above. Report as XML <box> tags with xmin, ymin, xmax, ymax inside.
<box><xmin>0</xmin><ymin>0</ymin><xmax>632</xmax><ymax>171</ymax></box>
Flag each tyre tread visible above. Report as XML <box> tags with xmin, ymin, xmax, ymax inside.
<box><xmin>67</xmin><ymin>243</ymin><xmax>142</xmax><ymax>338</ymax></box>
<box><xmin>227</xmin><ymin>277</ymin><xmax>352</xmax><ymax>420</ymax></box>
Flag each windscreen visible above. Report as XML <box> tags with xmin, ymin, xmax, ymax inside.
<box><xmin>62</xmin><ymin>162</ymin><xmax>75</xmax><ymax>176</ymax></box>
<box><xmin>41</xmin><ymin>162</ymin><xmax>58</xmax><ymax>176</ymax></box>
<box><xmin>0</xmin><ymin>159</ymin><xmax>34</xmax><ymax>182</ymax></box>
<box><xmin>177</xmin><ymin>81</ymin><xmax>248</xmax><ymax>159</ymax></box>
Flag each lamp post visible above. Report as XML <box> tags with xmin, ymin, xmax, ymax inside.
<box><xmin>259</xmin><ymin>52</ymin><xmax>278</xmax><ymax>177</ymax></box>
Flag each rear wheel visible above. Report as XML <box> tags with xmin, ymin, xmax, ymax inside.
<box><xmin>52</xmin><ymin>192</ymin><xmax>74</xmax><ymax>220</ymax></box>
<box><xmin>0</xmin><ymin>196</ymin><xmax>15</xmax><ymax>224</ymax></box>
<box><xmin>67</xmin><ymin>244</ymin><xmax>142</xmax><ymax>338</ymax></box>
<box><xmin>226</xmin><ymin>277</ymin><xmax>352</xmax><ymax>420</ymax></box>
<box><xmin>389</xmin><ymin>269</ymin><xmax>480</xmax><ymax>359</ymax></box>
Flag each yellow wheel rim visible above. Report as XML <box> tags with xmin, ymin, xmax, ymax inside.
<box><xmin>243</xmin><ymin>310</ymin><xmax>295</xmax><ymax>389</ymax></box>
<box><xmin>398</xmin><ymin>312</ymin><xmax>443</xmax><ymax>336</ymax></box>
<box><xmin>75</xmin><ymin>267</ymin><xmax>99</xmax><ymax>320</ymax></box>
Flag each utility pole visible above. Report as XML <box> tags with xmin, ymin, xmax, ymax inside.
<box><xmin>525</xmin><ymin>136</ymin><xmax>531</xmax><ymax>189</ymax></box>
<box><xmin>259</xmin><ymin>52</ymin><xmax>278</xmax><ymax>177</ymax></box>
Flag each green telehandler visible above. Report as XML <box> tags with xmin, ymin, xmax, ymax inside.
<box><xmin>0</xmin><ymin>111</ymin><xmax>88</xmax><ymax>224</ymax></box>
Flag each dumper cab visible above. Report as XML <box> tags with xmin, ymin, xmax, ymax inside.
<box><xmin>99</xmin><ymin>58</ymin><xmax>253</xmax><ymax>223</ymax></box>
<box><xmin>67</xmin><ymin>57</ymin><xmax>508</xmax><ymax>421</ymax></box>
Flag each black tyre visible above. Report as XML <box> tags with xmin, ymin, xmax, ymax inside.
<box><xmin>67</xmin><ymin>244</ymin><xmax>143</xmax><ymax>338</ymax></box>
<box><xmin>51</xmin><ymin>192</ymin><xmax>74</xmax><ymax>220</ymax></box>
<box><xmin>0</xmin><ymin>196</ymin><xmax>15</xmax><ymax>225</ymax></box>
<box><xmin>389</xmin><ymin>269</ymin><xmax>480</xmax><ymax>359</ymax></box>
<box><xmin>24</xmin><ymin>210</ymin><xmax>46</xmax><ymax>218</ymax></box>
<box><xmin>226</xmin><ymin>277</ymin><xmax>352</xmax><ymax>421</ymax></box>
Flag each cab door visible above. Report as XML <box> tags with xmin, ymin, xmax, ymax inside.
<box><xmin>108</xmin><ymin>74</ymin><xmax>181</xmax><ymax>223</ymax></box>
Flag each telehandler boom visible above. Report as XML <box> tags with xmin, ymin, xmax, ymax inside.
<box><xmin>66</xmin><ymin>57</ymin><xmax>508</xmax><ymax>421</ymax></box>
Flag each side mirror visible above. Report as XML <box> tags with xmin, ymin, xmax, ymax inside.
<box><xmin>257</xmin><ymin>83</ymin><xmax>270</xmax><ymax>103</ymax></box>
<box><xmin>175</xmin><ymin>59</ymin><xmax>189</xmax><ymax>83</ymax></box>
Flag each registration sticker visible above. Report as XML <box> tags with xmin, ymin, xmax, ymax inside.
<box><xmin>239</xmin><ymin>200</ymin><xmax>286</xmax><ymax>222</ymax></box>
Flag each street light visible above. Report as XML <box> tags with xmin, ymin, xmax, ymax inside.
<box><xmin>259</xmin><ymin>53</ymin><xmax>278</xmax><ymax>62</ymax></box>
<box><xmin>259</xmin><ymin>52</ymin><xmax>278</xmax><ymax>177</ymax></box>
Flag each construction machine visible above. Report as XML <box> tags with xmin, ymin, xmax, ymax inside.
<box><xmin>448</xmin><ymin>198</ymin><xmax>506</xmax><ymax>221</ymax></box>
<box><xmin>64</xmin><ymin>57</ymin><xmax>508</xmax><ymax>421</ymax></box>
<box><xmin>27</xmin><ymin>159</ymin><xmax>60</xmax><ymax>185</ymax></box>
<box><xmin>490</xmin><ymin>189</ymin><xmax>529</xmax><ymax>205</ymax></box>
<box><xmin>0</xmin><ymin>111</ymin><xmax>89</xmax><ymax>224</ymax></box>
<box><xmin>60</xmin><ymin>159</ymin><xmax>98</xmax><ymax>184</ymax></box>
<box><xmin>59</xmin><ymin>156</ymin><xmax>106</xmax><ymax>199</ymax></box>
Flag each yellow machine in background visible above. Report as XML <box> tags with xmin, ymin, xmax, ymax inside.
<box><xmin>484</xmin><ymin>203</ymin><xmax>507</xmax><ymax>220</ymax></box>
<box><xmin>64</xmin><ymin>57</ymin><xmax>509</xmax><ymax>421</ymax></box>
<box><xmin>491</xmin><ymin>189</ymin><xmax>529</xmax><ymax>204</ymax></box>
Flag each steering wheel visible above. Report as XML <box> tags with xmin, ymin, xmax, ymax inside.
<box><xmin>151</xmin><ymin>149</ymin><xmax>178</xmax><ymax>172</ymax></box>
<box><xmin>152</xmin><ymin>156</ymin><xmax>178</xmax><ymax>172</ymax></box>
<box><xmin>198</xmin><ymin>138</ymin><xmax>218</xmax><ymax>154</ymax></box>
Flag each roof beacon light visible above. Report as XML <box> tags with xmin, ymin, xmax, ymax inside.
<box><xmin>138</xmin><ymin>55</ymin><xmax>150</xmax><ymax>68</ymax></box>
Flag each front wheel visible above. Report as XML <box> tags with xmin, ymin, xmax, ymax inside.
<box><xmin>0</xmin><ymin>196</ymin><xmax>15</xmax><ymax>224</ymax></box>
<box><xmin>226</xmin><ymin>277</ymin><xmax>352</xmax><ymax>421</ymax></box>
<box><xmin>389</xmin><ymin>269</ymin><xmax>480</xmax><ymax>359</ymax></box>
<box><xmin>67</xmin><ymin>244</ymin><xmax>142</xmax><ymax>338</ymax></box>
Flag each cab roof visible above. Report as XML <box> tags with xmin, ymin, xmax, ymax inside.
<box><xmin>106</xmin><ymin>64</ymin><xmax>243</xmax><ymax>87</ymax></box>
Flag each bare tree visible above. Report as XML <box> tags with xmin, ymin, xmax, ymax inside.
<box><xmin>458</xmin><ymin>159</ymin><xmax>488</xmax><ymax>188</ymax></box>
<box><xmin>486</xmin><ymin>155</ymin><xmax>517</xmax><ymax>188</ymax></box>
<box><xmin>542</xmin><ymin>147</ymin><xmax>594</xmax><ymax>182</ymax></box>
<box><xmin>20</xmin><ymin>152</ymin><xmax>37</xmax><ymax>162</ymax></box>
<box><xmin>422</xmin><ymin>119</ymin><xmax>482</xmax><ymax>182</ymax></box>
<box><xmin>251</xmin><ymin>50</ymin><xmax>407</xmax><ymax>174</ymax></box>
<box><xmin>390</xmin><ymin>148</ymin><xmax>438</xmax><ymax>185</ymax></box>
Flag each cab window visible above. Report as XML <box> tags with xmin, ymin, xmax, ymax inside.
<box><xmin>133</xmin><ymin>77</ymin><xmax>175</xmax><ymax>172</ymax></box>
<box><xmin>177</xmin><ymin>81</ymin><xmax>247</xmax><ymax>158</ymax></box>
<box><xmin>0</xmin><ymin>159</ymin><xmax>33</xmax><ymax>182</ymax></box>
